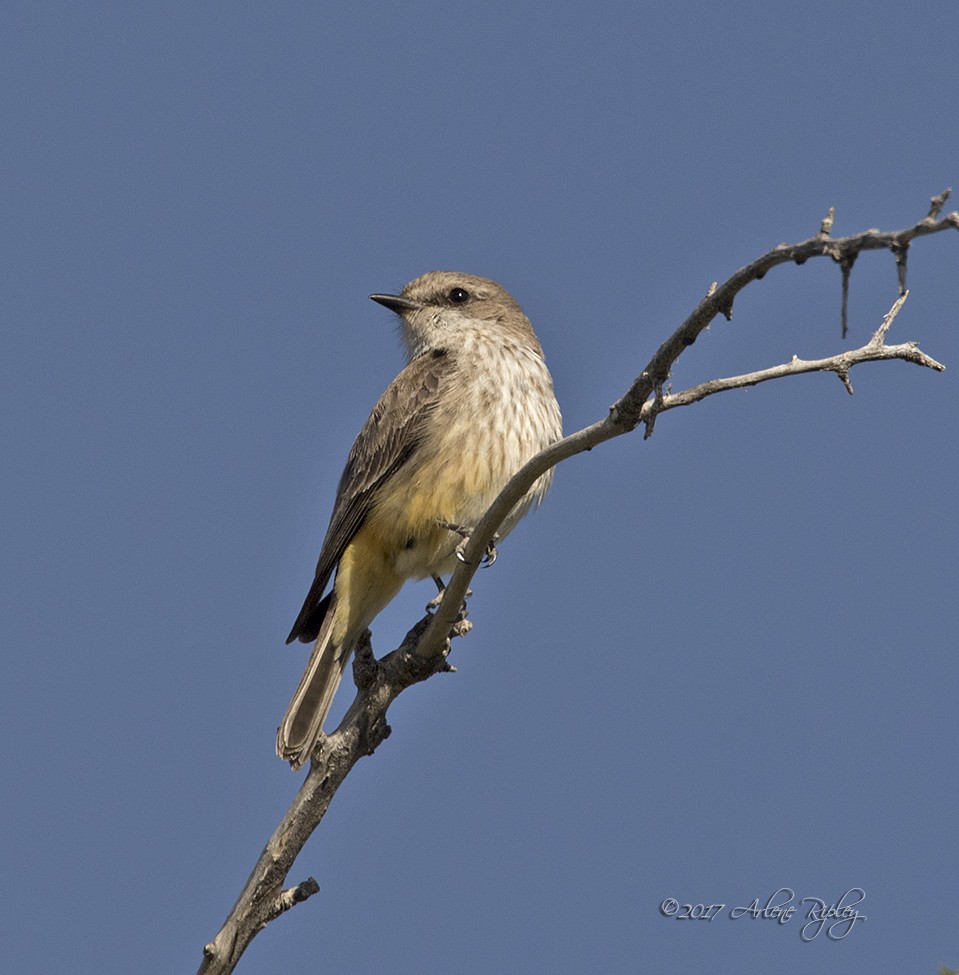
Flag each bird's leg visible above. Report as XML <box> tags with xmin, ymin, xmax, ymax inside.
<box><xmin>437</xmin><ymin>521</ymin><xmax>499</xmax><ymax>566</ymax></box>
<box><xmin>437</xmin><ymin>520</ymin><xmax>470</xmax><ymax>538</ymax></box>
<box><xmin>426</xmin><ymin>574</ymin><xmax>447</xmax><ymax>611</ymax></box>
<box><xmin>426</xmin><ymin>572</ymin><xmax>473</xmax><ymax>611</ymax></box>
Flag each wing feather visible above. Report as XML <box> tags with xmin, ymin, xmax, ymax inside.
<box><xmin>286</xmin><ymin>348</ymin><xmax>450</xmax><ymax>643</ymax></box>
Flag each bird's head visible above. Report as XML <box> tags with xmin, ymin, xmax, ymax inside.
<box><xmin>370</xmin><ymin>270</ymin><xmax>539</xmax><ymax>360</ymax></box>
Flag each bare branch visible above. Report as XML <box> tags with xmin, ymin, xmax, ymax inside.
<box><xmin>928</xmin><ymin>187</ymin><xmax>952</xmax><ymax>219</ymax></box>
<box><xmin>646</xmin><ymin>294</ymin><xmax>943</xmax><ymax>413</ymax></box>
<box><xmin>196</xmin><ymin>196</ymin><xmax>955</xmax><ymax>973</ymax></box>
<box><xmin>197</xmin><ymin>615</ymin><xmax>469</xmax><ymax>974</ymax></box>
<box><xmin>840</xmin><ymin>251</ymin><xmax>857</xmax><ymax>338</ymax></box>
<box><xmin>819</xmin><ymin>206</ymin><xmax>835</xmax><ymax>236</ymax></box>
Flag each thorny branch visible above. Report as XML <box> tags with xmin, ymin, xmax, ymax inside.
<box><xmin>197</xmin><ymin>191</ymin><xmax>956</xmax><ymax>974</ymax></box>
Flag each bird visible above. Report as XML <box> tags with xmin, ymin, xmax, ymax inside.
<box><xmin>277</xmin><ymin>271</ymin><xmax>562</xmax><ymax>769</ymax></box>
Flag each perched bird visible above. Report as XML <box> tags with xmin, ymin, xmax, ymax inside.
<box><xmin>277</xmin><ymin>271</ymin><xmax>562</xmax><ymax>769</ymax></box>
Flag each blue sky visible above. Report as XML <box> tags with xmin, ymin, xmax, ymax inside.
<box><xmin>3</xmin><ymin>2</ymin><xmax>957</xmax><ymax>973</ymax></box>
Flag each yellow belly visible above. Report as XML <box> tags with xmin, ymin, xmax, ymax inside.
<box><xmin>333</xmin><ymin>337</ymin><xmax>561</xmax><ymax>642</ymax></box>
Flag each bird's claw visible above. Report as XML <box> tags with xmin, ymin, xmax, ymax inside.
<box><xmin>438</xmin><ymin>521</ymin><xmax>498</xmax><ymax>567</ymax></box>
<box><xmin>455</xmin><ymin>534</ymin><xmax>498</xmax><ymax>566</ymax></box>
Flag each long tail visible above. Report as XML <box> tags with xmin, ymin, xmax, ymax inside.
<box><xmin>276</xmin><ymin>597</ymin><xmax>354</xmax><ymax>770</ymax></box>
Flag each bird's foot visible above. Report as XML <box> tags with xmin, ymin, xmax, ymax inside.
<box><xmin>437</xmin><ymin>521</ymin><xmax>499</xmax><ymax>566</ymax></box>
<box><xmin>426</xmin><ymin>573</ymin><xmax>472</xmax><ymax>612</ymax></box>
<box><xmin>458</xmin><ymin>534</ymin><xmax>498</xmax><ymax>567</ymax></box>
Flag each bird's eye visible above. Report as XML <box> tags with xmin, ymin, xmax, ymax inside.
<box><xmin>448</xmin><ymin>287</ymin><xmax>470</xmax><ymax>304</ymax></box>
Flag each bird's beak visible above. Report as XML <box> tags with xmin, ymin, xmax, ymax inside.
<box><xmin>369</xmin><ymin>293</ymin><xmax>423</xmax><ymax>313</ymax></box>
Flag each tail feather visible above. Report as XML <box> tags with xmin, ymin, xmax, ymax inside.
<box><xmin>276</xmin><ymin>599</ymin><xmax>354</xmax><ymax>769</ymax></box>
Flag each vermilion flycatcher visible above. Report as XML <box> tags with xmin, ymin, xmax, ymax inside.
<box><xmin>277</xmin><ymin>271</ymin><xmax>562</xmax><ymax>769</ymax></box>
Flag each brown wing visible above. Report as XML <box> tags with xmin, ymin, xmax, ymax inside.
<box><xmin>286</xmin><ymin>348</ymin><xmax>450</xmax><ymax>643</ymax></box>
